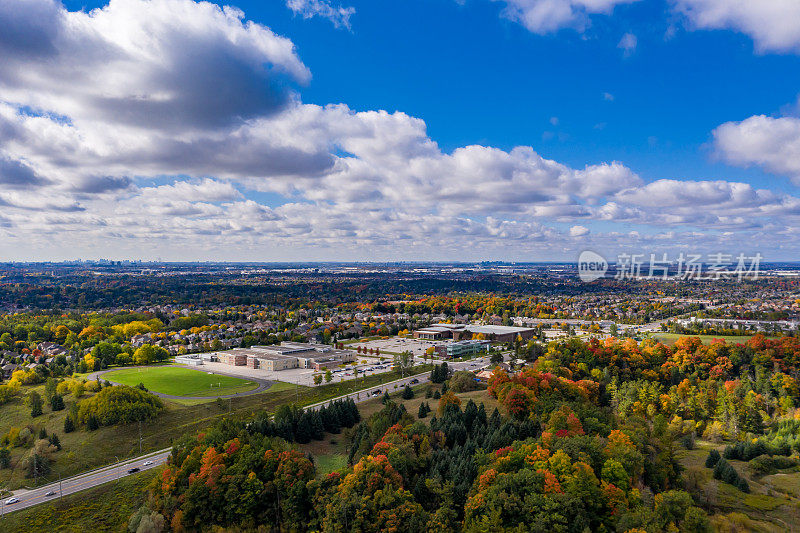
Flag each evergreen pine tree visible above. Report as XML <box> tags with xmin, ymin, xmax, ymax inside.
<box><xmin>64</xmin><ymin>416</ymin><xmax>75</xmax><ymax>433</ymax></box>
<box><xmin>418</xmin><ymin>402</ymin><xmax>428</xmax><ymax>419</ymax></box>
<box><xmin>311</xmin><ymin>411</ymin><xmax>325</xmax><ymax>441</ymax></box>
<box><xmin>50</xmin><ymin>394</ymin><xmax>65</xmax><ymax>411</ymax></box>
<box><xmin>736</xmin><ymin>478</ymin><xmax>750</xmax><ymax>493</ymax></box>
<box><xmin>705</xmin><ymin>449</ymin><xmax>721</xmax><ymax>468</ymax></box>
<box><xmin>402</xmin><ymin>385</ymin><xmax>414</xmax><ymax>400</ymax></box>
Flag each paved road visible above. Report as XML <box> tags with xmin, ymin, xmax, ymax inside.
<box><xmin>2</xmin><ymin>450</ymin><xmax>170</xmax><ymax>516</ymax></box>
<box><xmin>305</xmin><ymin>355</ymin><xmax>493</xmax><ymax>409</ymax></box>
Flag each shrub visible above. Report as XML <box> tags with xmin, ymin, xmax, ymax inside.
<box><xmin>750</xmin><ymin>455</ymin><xmax>799</xmax><ymax>476</ymax></box>
<box><xmin>77</xmin><ymin>385</ymin><xmax>164</xmax><ymax>428</ymax></box>
<box><xmin>450</xmin><ymin>370</ymin><xmax>481</xmax><ymax>393</ymax></box>
<box><xmin>736</xmin><ymin>478</ymin><xmax>750</xmax><ymax>493</ymax></box>
<box><xmin>0</xmin><ymin>382</ymin><xmax>20</xmax><ymax>405</ymax></box>
<box><xmin>705</xmin><ymin>449</ymin><xmax>721</xmax><ymax>468</ymax></box>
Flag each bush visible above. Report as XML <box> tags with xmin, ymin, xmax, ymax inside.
<box><xmin>736</xmin><ymin>478</ymin><xmax>750</xmax><ymax>493</ymax></box>
<box><xmin>77</xmin><ymin>385</ymin><xmax>163</xmax><ymax>428</ymax></box>
<box><xmin>705</xmin><ymin>449</ymin><xmax>721</xmax><ymax>468</ymax></box>
<box><xmin>682</xmin><ymin>432</ymin><xmax>696</xmax><ymax>450</ymax></box>
<box><xmin>433</xmin><ymin>390</ymin><xmax>441</xmax><ymax>400</ymax></box>
<box><xmin>750</xmin><ymin>454</ymin><xmax>799</xmax><ymax>476</ymax></box>
<box><xmin>450</xmin><ymin>370</ymin><xmax>481</xmax><ymax>393</ymax></box>
<box><xmin>0</xmin><ymin>382</ymin><xmax>20</xmax><ymax>405</ymax></box>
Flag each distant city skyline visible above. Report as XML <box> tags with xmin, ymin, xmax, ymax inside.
<box><xmin>2</xmin><ymin>0</ymin><xmax>800</xmax><ymax>261</ymax></box>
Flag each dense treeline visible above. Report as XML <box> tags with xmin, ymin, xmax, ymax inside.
<box><xmin>249</xmin><ymin>398</ymin><xmax>360</xmax><ymax>444</ymax></box>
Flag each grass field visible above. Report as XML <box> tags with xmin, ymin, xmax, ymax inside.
<box><xmin>675</xmin><ymin>441</ymin><xmax>800</xmax><ymax>531</ymax></box>
<box><xmin>650</xmin><ymin>332</ymin><xmax>780</xmax><ymax>346</ymax></box>
<box><xmin>2</xmin><ymin>469</ymin><xmax>158</xmax><ymax>532</ymax></box>
<box><xmin>102</xmin><ymin>366</ymin><xmax>259</xmax><ymax>397</ymax></box>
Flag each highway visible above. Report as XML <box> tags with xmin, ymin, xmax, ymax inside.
<box><xmin>2</xmin><ymin>450</ymin><xmax>170</xmax><ymax>516</ymax></box>
<box><xmin>1</xmin><ymin>355</ymin><xmax>494</xmax><ymax>515</ymax></box>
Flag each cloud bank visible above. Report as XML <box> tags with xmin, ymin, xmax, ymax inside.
<box><xmin>0</xmin><ymin>0</ymin><xmax>797</xmax><ymax>261</ymax></box>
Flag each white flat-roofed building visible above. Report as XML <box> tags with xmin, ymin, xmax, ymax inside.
<box><xmin>214</xmin><ymin>342</ymin><xmax>355</xmax><ymax>371</ymax></box>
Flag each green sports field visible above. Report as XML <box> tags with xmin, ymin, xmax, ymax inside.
<box><xmin>651</xmin><ymin>332</ymin><xmax>780</xmax><ymax>347</ymax></box>
<box><xmin>103</xmin><ymin>366</ymin><xmax>259</xmax><ymax>397</ymax></box>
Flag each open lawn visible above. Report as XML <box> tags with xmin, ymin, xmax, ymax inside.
<box><xmin>103</xmin><ymin>366</ymin><xmax>259</xmax><ymax>397</ymax></box>
<box><xmin>2</xmin><ymin>469</ymin><xmax>158</xmax><ymax>532</ymax></box>
<box><xmin>676</xmin><ymin>441</ymin><xmax>800</xmax><ymax>531</ymax></box>
<box><xmin>651</xmin><ymin>333</ymin><xmax>780</xmax><ymax>347</ymax></box>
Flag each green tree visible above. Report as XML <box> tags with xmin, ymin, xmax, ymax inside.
<box><xmin>50</xmin><ymin>393</ymin><xmax>65</xmax><ymax>411</ymax></box>
<box><xmin>132</xmin><ymin>344</ymin><xmax>169</xmax><ymax>366</ymax></box>
<box><xmin>29</xmin><ymin>390</ymin><xmax>43</xmax><ymax>417</ymax></box>
<box><xmin>0</xmin><ymin>447</ymin><xmax>10</xmax><ymax>468</ymax></box>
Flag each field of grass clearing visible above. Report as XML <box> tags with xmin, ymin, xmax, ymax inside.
<box><xmin>103</xmin><ymin>366</ymin><xmax>258</xmax><ymax>397</ymax></box>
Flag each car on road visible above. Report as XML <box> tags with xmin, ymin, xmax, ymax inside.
<box><xmin>45</xmin><ymin>490</ymin><xmax>56</xmax><ymax>497</ymax></box>
<box><xmin>127</xmin><ymin>467</ymin><xmax>140</xmax><ymax>474</ymax></box>
<box><xmin>409</xmin><ymin>378</ymin><xmax>419</xmax><ymax>384</ymax></box>
<box><xmin>5</xmin><ymin>497</ymin><xmax>19</xmax><ymax>504</ymax></box>
<box><xmin>372</xmin><ymin>389</ymin><xmax>382</xmax><ymax>396</ymax></box>
<box><xmin>143</xmin><ymin>461</ymin><xmax>154</xmax><ymax>466</ymax></box>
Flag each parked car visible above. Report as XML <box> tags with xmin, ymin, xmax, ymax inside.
<box><xmin>127</xmin><ymin>467</ymin><xmax>140</xmax><ymax>474</ymax></box>
<box><xmin>5</xmin><ymin>497</ymin><xmax>18</xmax><ymax>504</ymax></box>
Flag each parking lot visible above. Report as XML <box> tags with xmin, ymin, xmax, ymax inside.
<box><xmin>348</xmin><ymin>336</ymin><xmax>449</xmax><ymax>358</ymax></box>
<box><xmin>198</xmin><ymin>356</ymin><xmax>400</xmax><ymax>386</ymax></box>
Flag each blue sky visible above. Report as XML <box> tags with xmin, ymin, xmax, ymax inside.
<box><xmin>204</xmin><ymin>0</ymin><xmax>800</xmax><ymax>185</ymax></box>
<box><xmin>4</xmin><ymin>0</ymin><xmax>800</xmax><ymax>261</ymax></box>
